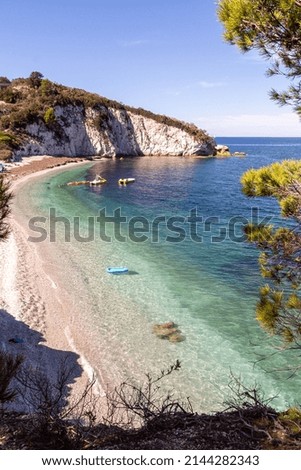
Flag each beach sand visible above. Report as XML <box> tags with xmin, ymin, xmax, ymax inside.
<box><xmin>1</xmin><ymin>154</ymin><xmax>196</xmax><ymax>415</ymax></box>
<box><xmin>5</xmin><ymin>155</ymin><xmax>92</xmax><ymax>180</ymax></box>
<box><xmin>0</xmin><ymin>156</ymin><xmax>106</xmax><ymax>413</ymax></box>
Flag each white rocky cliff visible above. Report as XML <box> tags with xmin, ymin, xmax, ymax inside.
<box><xmin>13</xmin><ymin>105</ymin><xmax>215</xmax><ymax>159</ymax></box>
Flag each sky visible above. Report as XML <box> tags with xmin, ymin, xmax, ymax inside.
<box><xmin>1</xmin><ymin>0</ymin><xmax>300</xmax><ymax>137</ymax></box>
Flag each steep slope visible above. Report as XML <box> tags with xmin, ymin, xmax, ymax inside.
<box><xmin>0</xmin><ymin>76</ymin><xmax>215</xmax><ymax>160</ymax></box>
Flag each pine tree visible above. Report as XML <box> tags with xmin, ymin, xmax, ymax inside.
<box><xmin>241</xmin><ymin>161</ymin><xmax>301</xmax><ymax>350</ymax></box>
<box><xmin>217</xmin><ymin>0</ymin><xmax>301</xmax><ymax>113</ymax></box>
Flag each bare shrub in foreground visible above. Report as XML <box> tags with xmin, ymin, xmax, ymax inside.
<box><xmin>15</xmin><ymin>356</ymin><xmax>98</xmax><ymax>448</ymax></box>
<box><xmin>224</xmin><ymin>372</ymin><xmax>277</xmax><ymax>412</ymax></box>
<box><xmin>104</xmin><ymin>360</ymin><xmax>193</xmax><ymax>429</ymax></box>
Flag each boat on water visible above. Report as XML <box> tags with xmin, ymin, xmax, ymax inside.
<box><xmin>90</xmin><ymin>175</ymin><xmax>107</xmax><ymax>185</ymax></box>
<box><xmin>67</xmin><ymin>175</ymin><xmax>107</xmax><ymax>186</ymax></box>
<box><xmin>118</xmin><ymin>178</ymin><xmax>135</xmax><ymax>185</ymax></box>
<box><xmin>67</xmin><ymin>180</ymin><xmax>90</xmax><ymax>186</ymax></box>
<box><xmin>106</xmin><ymin>267</ymin><xmax>129</xmax><ymax>274</ymax></box>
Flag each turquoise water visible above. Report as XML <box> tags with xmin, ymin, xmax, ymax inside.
<box><xmin>17</xmin><ymin>138</ymin><xmax>301</xmax><ymax>411</ymax></box>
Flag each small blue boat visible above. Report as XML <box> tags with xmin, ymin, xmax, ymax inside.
<box><xmin>106</xmin><ymin>267</ymin><xmax>129</xmax><ymax>274</ymax></box>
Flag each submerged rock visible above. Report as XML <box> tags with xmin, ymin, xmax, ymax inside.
<box><xmin>152</xmin><ymin>322</ymin><xmax>185</xmax><ymax>343</ymax></box>
<box><xmin>169</xmin><ymin>332</ymin><xmax>185</xmax><ymax>343</ymax></box>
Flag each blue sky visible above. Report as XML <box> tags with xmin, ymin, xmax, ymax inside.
<box><xmin>1</xmin><ymin>0</ymin><xmax>300</xmax><ymax>137</ymax></box>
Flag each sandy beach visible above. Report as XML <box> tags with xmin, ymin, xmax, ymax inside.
<box><xmin>1</xmin><ymin>155</ymin><xmax>188</xmax><ymax>415</ymax></box>
<box><xmin>0</xmin><ymin>156</ymin><xmax>105</xmax><ymax>412</ymax></box>
<box><xmin>5</xmin><ymin>155</ymin><xmax>92</xmax><ymax>180</ymax></box>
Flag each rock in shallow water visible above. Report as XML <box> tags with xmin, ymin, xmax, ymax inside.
<box><xmin>152</xmin><ymin>322</ymin><xmax>185</xmax><ymax>343</ymax></box>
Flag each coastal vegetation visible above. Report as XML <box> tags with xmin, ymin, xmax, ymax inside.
<box><xmin>241</xmin><ymin>162</ymin><xmax>301</xmax><ymax>352</ymax></box>
<box><xmin>217</xmin><ymin>0</ymin><xmax>301</xmax><ymax>113</ymax></box>
<box><xmin>0</xmin><ymin>131</ymin><xmax>19</xmax><ymax>161</ymax></box>
<box><xmin>43</xmin><ymin>107</ymin><xmax>56</xmax><ymax>126</ymax></box>
<box><xmin>219</xmin><ymin>1</ymin><xmax>301</xmax><ymax>363</ymax></box>
<box><xmin>1</xmin><ymin>358</ymin><xmax>301</xmax><ymax>449</ymax></box>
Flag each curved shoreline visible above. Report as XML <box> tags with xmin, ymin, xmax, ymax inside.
<box><xmin>3</xmin><ymin>152</ymin><xmax>300</xmax><ymax>414</ymax></box>
<box><xmin>1</xmin><ymin>156</ymin><xmax>107</xmax><ymax>409</ymax></box>
<box><xmin>6</xmin><ymin>155</ymin><xmax>94</xmax><ymax>181</ymax></box>
<box><xmin>6</xmin><ymin>156</ymin><xmax>202</xmax><ymax>412</ymax></box>
<box><xmin>5</xmin><ymin>155</ymin><xmax>205</xmax><ymax>412</ymax></box>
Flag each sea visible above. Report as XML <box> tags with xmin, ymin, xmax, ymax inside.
<box><xmin>15</xmin><ymin>137</ymin><xmax>301</xmax><ymax>412</ymax></box>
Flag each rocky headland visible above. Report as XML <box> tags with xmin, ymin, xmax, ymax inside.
<box><xmin>0</xmin><ymin>74</ymin><xmax>216</xmax><ymax>161</ymax></box>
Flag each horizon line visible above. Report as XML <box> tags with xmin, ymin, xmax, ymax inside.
<box><xmin>215</xmin><ymin>136</ymin><xmax>301</xmax><ymax>139</ymax></box>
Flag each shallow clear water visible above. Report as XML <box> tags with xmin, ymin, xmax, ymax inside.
<box><xmin>17</xmin><ymin>137</ymin><xmax>301</xmax><ymax>411</ymax></box>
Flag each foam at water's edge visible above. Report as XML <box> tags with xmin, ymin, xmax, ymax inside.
<box><xmin>64</xmin><ymin>326</ymin><xmax>105</xmax><ymax>397</ymax></box>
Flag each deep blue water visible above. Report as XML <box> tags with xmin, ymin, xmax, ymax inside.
<box><xmin>19</xmin><ymin>137</ymin><xmax>301</xmax><ymax>411</ymax></box>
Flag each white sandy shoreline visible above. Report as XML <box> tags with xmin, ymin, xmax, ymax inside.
<box><xmin>0</xmin><ymin>157</ymin><xmax>107</xmax><ymax>412</ymax></box>
<box><xmin>1</xmin><ymin>155</ymin><xmax>215</xmax><ymax>414</ymax></box>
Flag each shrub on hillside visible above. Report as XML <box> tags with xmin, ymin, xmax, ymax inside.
<box><xmin>9</xmin><ymin>108</ymin><xmax>41</xmax><ymax>130</ymax></box>
<box><xmin>40</xmin><ymin>79</ymin><xmax>58</xmax><ymax>98</ymax></box>
<box><xmin>0</xmin><ymin>88</ymin><xmax>21</xmax><ymax>104</ymax></box>
<box><xmin>0</xmin><ymin>131</ymin><xmax>19</xmax><ymax>161</ymax></box>
<box><xmin>28</xmin><ymin>71</ymin><xmax>44</xmax><ymax>89</ymax></box>
<box><xmin>44</xmin><ymin>107</ymin><xmax>56</xmax><ymax>125</ymax></box>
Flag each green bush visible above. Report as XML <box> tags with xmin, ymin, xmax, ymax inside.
<box><xmin>0</xmin><ymin>131</ymin><xmax>14</xmax><ymax>144</ymax></box>
<box><xmin>40</xmin><ymin>79</ymin><xmax>58</xmax><ymax>98</ymax></box>
<box><xmin>0</xmin><ymin>132</ymin><xmax>18</xmax><ymax>161</ymax></box>
<box><xmin>0</xmin><ymin>88</ymin><xmax>21</xmax><ymax>104</ymax></box>
<box><xmin>44</xmin><ymin>107</ymin><xmax>56</xmax><ymax>125</ymax></box>
<box><xmin>0</xmin><ymin>131</ymin><xmax>18</xmax><ymax>148</ymax></box>
<box><xmin>9</xmin><ymin>108</ymin><xmax>40</xmax><ymax>130</ymax></box>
